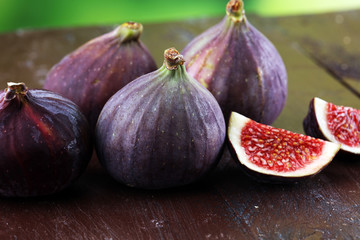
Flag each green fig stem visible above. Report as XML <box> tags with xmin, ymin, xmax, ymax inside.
<box><xmin>5</xmin><ymin>82</ymin><xmax>28</xmax><ymax>101</ymax></box>
<box><xmin>115</xmin><ymin>22</ymin><xmax>143</xmax><ymax>43</ymax></box>
<box><xmin>226</xmin><ymin>0</ymin><xmax>246</xmax><ymax>22</ymax></box>
<box><xmin>164</xmin><ymin>48</ymin><xmax>185</xmax><ymax>70</ymax></box>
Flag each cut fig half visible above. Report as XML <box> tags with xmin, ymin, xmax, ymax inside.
<box><xmin>228</xmin><ymin>112</ymin><xmax>340</xmax><ymax>182</ymax></box>
<box><xmin>304</xmin><ymin>97</ymin><xmax>360</xmax><ymax>156</ymax></box>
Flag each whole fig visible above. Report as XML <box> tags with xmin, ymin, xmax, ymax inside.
<box><xmin>182</xmin><ymin>0</ymin><xmax>287</xmax><ymax>124</ymax></box>
<box><xmin>0</xmin><ymin>82</ymin><xmax>92</xmax><ymax>197</ymax></box>
<box><xmin>44</xmin><ymin>22</ymin><xmax>157</xmax><ymax>132</ymax></box>
<box><xmin>96</xmin><ymin>48</ymin><xmax>226</xmax><ymax>189</ymax></box>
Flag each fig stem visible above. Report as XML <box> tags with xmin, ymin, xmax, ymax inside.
<box><xmin>5</xmin><ymin>82</ymin><xmax>28</xmax><ymax>101</ymax></box>
<box><xmin>226</xmin><ymin>0</ymin><xmax>245</xmax><ymax>22</ymax></box>
<box><xmin>164</xmin><ymin>48</ymin><xmax>185</xmax><ymax>70</ymax></box>
<box><xmin>115</xmin><ymin>22</ymin><xmax>143</xmax><ymax>43</ymax></box>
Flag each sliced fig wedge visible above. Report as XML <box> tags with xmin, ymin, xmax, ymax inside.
<box><xmin>228</xmin><ymin>112</ymin><xmax>340</xmax><ymax>182</ymax></box>
<box><xmin>304</xmin><ymin>97</ymin><xmax>360</xmax><ymax>156</ymax></box>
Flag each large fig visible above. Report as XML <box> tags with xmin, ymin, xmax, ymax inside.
<box><xmin>0</xmin><ymin>82</ymin><xmax>92</xmax><ymax>197</ymax></box>
<box><xmin>96</xmin><ymin>48</ymin><xmax>226</xmax><ymax>189</ymax></box>
<box><xmin>182</xmin><ymin>0</ymin><xmax>287</xmax><ymax>124</ymax></box>
<box><xmin>44</xmin><ymin>22</ymin><xmax>157</xmax><ymax>132</ymax></box>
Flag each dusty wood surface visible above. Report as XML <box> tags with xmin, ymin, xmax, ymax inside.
<box><xmin>1</xmin><ymin>10</ymin><xmax>360</xmax><ymax>240</ymax></box>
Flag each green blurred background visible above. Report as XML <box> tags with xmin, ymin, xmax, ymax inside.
<box><xmin>0</xmin><ymin>0</ymin><xmax>360</xmax><ymax>33</ymax></box>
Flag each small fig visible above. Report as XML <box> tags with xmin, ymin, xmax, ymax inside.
<box><xmin>182</xmin><ymin>0</ymin><xmax>287</xmax><ymax>124</ymax></box>
<box><xmin>96</xmin><ymin>48</ymin><xmax>226</xmax><ymax>189</ymax></box>
<box><xmin>0</xmin><ymin>82</ymin><xmax>92</xmax><ymax>197</ymax></box>
<box><xmin>303</xmin><ymin>97</ymin><xmax>360</xmax><ymax>158</ymax></box>
<box><xmin>44</xmin><ymin>22</ymin><xmax>157</xmax><ymax>132</ymax></box>
<box><xmin>228</xmin><ymin>112</ymin><xmax>340</xmax><ymax>182</ymax></box>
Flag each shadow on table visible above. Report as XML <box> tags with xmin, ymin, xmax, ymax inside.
<box><xmin>1</xmin><ymin>147</ymin><xmax>359</xmax><ymax>206</ymax></box>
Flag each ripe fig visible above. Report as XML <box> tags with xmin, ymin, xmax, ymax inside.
<box><xmin>0</xmin><ymin>82</ymin><xmax>92</xmax><ymax>197</ymax></box>
<box><xmin>303</xmin><ymin>97</ymin><xmax>360</xmax><ymax>158</ymax></box>
<box><xmin>182</xmin><ymin>0</ymin><xmax>287</xmax><ymax>124</ymax></box>
<box><xmin>228</xmin><ymin>112</ymin><xmax>340</xmax><ymax>182</ymax></box>
<box><xmin>96</xmin><ymin>48</ymin><xmax>226</xmax><ymax>189</ymax></box>
<box><xmin>44</xmin><ymin>22</ymin><xmax>157</xmax><ymax>132</ymax></box>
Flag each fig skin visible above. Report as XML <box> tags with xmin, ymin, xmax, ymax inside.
<box><xmin>0</xmin><ymin>83</ymin><xmax>92</xmax><ymax>197</ymax></box>
<box><xmin>96</xmin><ymin>48</ymin><xmax>226</xmax><ymax>189</ymax></box>
<box><xmin>303</xmin><ymin>98</ymin><xmax>360</xmax><ymax>160</ymax></box>
<box><xmin>182</xmin><ymin>0</ymin><xmax>287</xmax><ymax>124</ymax></box>
<box><xmin>43</xmin><ymin>22</ymin><xmax>157</xmax><ymax>133</ymax></box>
<box><xmin>303</xmin><ymin>98</ymin><xmax>326</xmax><ymax>140</ymax></box>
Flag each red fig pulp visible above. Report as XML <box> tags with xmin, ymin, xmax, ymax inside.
<box><xmin>44</xmin><ymin>22</ymin><xmax>157</xmax><ymax>132</ymax></box>
<box><xmin>303</xmin><ymin>97</ymin><xmax>360</xmax><ymax>156</ymax></box>
<box><xmin>228</xmin><ymin>112</ymin><xmax>340</xmax><ymax>182</ymax></box>
<box><xmin>182</xmin><ymin>0</ymin><xmax>287</xmax><ymax>124</ymax></box>
<box><xmin>0</xmin><ymin>82</ymin><xmax>92</xmax><ymax>197</ymax></box>
<box><xmin>96</xmin><ymin>48</ymin><xmax>226</xmax><ymax>189</ymax></box>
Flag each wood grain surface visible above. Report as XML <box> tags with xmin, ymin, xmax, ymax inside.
<box><xmin>0</xmin><ymin>10</ymin><xmax>360</xmax><ymax>240</ymax></box>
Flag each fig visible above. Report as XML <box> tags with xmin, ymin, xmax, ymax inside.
<box><xmin>228</xmin><ymin>112</ymin><xmax>340</xmax><ymax>182</ymax></box>
<box><xmin>44</xmin><ymin>22</ymin><xmax>157</xmax><ymax>132</ymax></box>
<box><xmin>96</xmin><ymin>48</ymin><xmax>226</xmax><ymax>189</ymax></box>
<box><xmin>182</xmin><ymin>0</ymin><xmax>287</xmax><ymax>124</ymax></box>
<box><xmin>303</xmin><ymin>97</ymin><xmax>360</xmax><ymax>158</ymax></box>
<box><xmin>0</xmin><ymin>82</ymin><xmax>92</xmax><ymax>197</ymax></box>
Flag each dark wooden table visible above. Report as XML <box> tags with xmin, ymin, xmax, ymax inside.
<box><xmin>1</xmin><ymin>10</ymin><xmax>360</xmax><ymax>239</ymax></box>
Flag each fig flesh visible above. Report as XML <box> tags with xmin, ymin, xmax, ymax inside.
<box><xmin>0</xmin><ymin>82</ymin><xmax>92</xmax><ymax>197</ymax></box>
<box><xmin>96</xmin><ymin>48</ymin><xmax>226</xmax><ymax>189</ymax></box>
<box><xmin>182</xmin><ymin>0</ymin><xmax>287</xmax><ymax>124</ymax></box>
<box><xmin>228</xmin><ymin>112</ymin><xmax>340</xmax><ymax>182</ymax></box>
<box><xmin>303</xmin><ymin>97</ymin><xmax>360</xmax><ymax>157</ymax></box>
<box><xmin>44</xmin><ymin>22</ymin><xmax>157</xmax><ymax>132</ymax></box>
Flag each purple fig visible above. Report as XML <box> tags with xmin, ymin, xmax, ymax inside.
<box><xmin>0</xmin><ymin>82</ymin><xmax>92</xmax><ymax>197</ymax></box>
<box><xmin>95</xmin><ymin>48</ymin><xmax>226</xmax><ymax>189</ymax></box>
<box><xmin>44</xmin><ymin>22</ymin><xmax>157</xmax><ymax>132</ymax></box>
<box><xmin>182</xmin><ymin>0</ymin><xmax>287</xmax><ymax>124</ymax></box>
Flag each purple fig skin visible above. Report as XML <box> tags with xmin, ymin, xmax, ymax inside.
<box><xmin>182</xmin><ymin>0</ymin><xmax>287</xmax><ymax>124</ymax></box>
<box><xmin>0</xmin><ymin>83</ymin><xmax>92</xmax><ymax>197</ymax></box>
<box><xmin>303</xmin><ymin>98</ymin><xmax>326</xmax><ymax>140</ymax></box>
<box><xmin>95</xmin><ymin>48</ymin><xmax>226</xmax><ymax>189</ymax></box>
<box><xmin>43</xmin><ymin>22</ymin><xmax>157</xmax><ymax>133</ymax></box>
